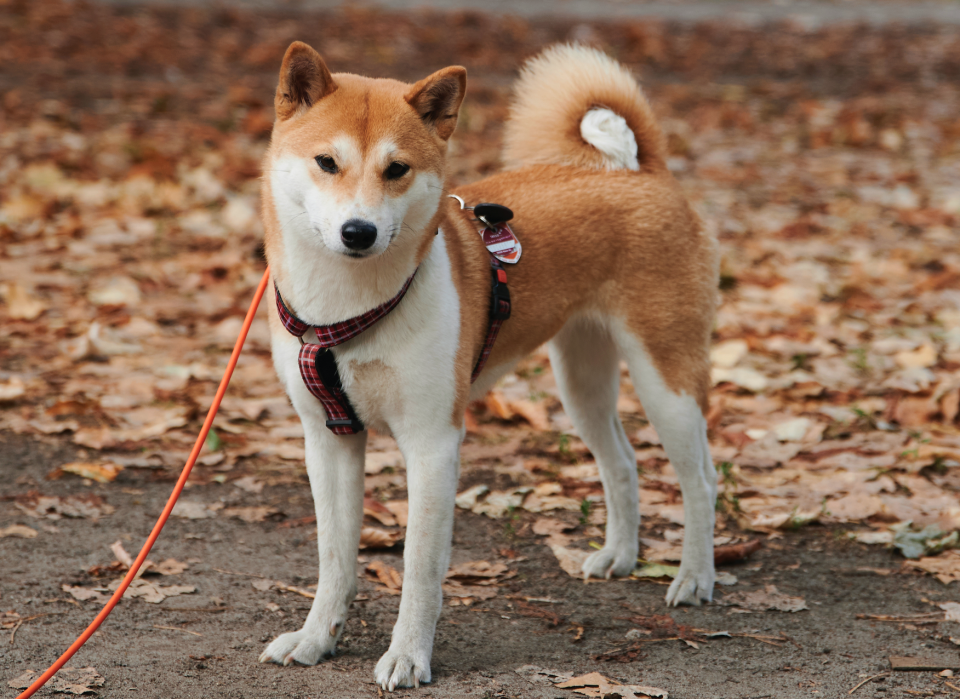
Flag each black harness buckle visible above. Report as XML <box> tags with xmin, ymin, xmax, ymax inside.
<box><xmin>490</xmin><ymin>264</ymin><xmax>511</xmax><ymax>321</ymax></box>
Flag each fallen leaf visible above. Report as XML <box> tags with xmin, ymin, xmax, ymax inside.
<box><xmin>15</xmin><ymin>493</ymin><xmax>114</xmax><ymax>520</ymax></box>
<box><xmin>384</xmin><ymin>500</ymin><xmax>409</xmax><ymax>527</ymax></box>
<box><xmin>485</xmin><ymin>391</ymin><xmax>514</xmax><ymax>420</ymax></box>
<box><xmin>7</xmin><ymin>667</ymin><xmax>105</xmax><ymax>695</ymax></box>
<box><xmin>531</xmin><ymin>517</ymin><xmax>575</xmax><ymax>537</ymax></box>
<box><xmin>61</xmin><ymin>462</ymin><xmax>124</xmax><ymax>483</ymax></box>
<box><xmin>508</xmin><ymin>398</ymin><xmax>551</xmax><ymax>430</ymax></box>
<box><xmin>714</xmin><ymin>539</ymin><xmax>762</xmax><ymax>565</ymax></box>
<box><xmin>232</xmin><ymin>476</ymin><xmax>263</xmax><ymax>494</ymax></box>
<box><xmin>0</xmin><ymin>284</ymin><xmax>47</xmax><ymax>320</ymax></box>
<box><xmin>0</xmin><ymin>524</ymin><xmax>38</xmax><ymax>538</ymax></box>
<box><xmin>939</xmin><ymin>602</ymin><xmax>960</xmax><ymax>622</ymax></box>
<box><xmin>155</xmin><ymin>558</ymin><xmax>189</xmax><ymax>575</ymax></box>
<box><xmin>633</xmin><ymin>563</ymin><xmax>679</xmax><ymax>579</ymax></box>
<box><xmin>171</xmin><ymin>501</ymin><xmax>223</xmax><ymax>520</ymax></box>
<box><xmin>0</xmin><ymin>378</ymin><xmax>26</xmax><ymax>401</ymax></box>
<box><xmin>719</xmin><ymin>584</ymin><xmax>808</xmax><ymax>612</ymax></box>
<box><xmin>548</xmin><ymin>539</ymin><xmax>590</xmax><ymax>578</ymax></box>
<box><xmin>221</xmin><ymin>506</ymin><xmax>280</xmax><ymax>523</ymax></box>
<box><xmin>62</xmin><ymin>585</ymin><xmax>108</xmax><ymax>603</ymax></box>
<box><xmin>1</xmin><ymin>283</ymin><xmax>46</xmax><ymax>320</ymax></box>
<box><xmin>359</xmin><ymin>527</ymin><xmax>403</xmax><ymax>549</ymax></box>
<box><xmin>455</xmin><ymin>484</ymin><xmax>489</xmax><ymax>509</ymax></box>
<box><xmin>365</xmin><ymin>561</ymin><xmax>403</xmax><ymax>591</ymax></box>
<box><xmin>108</xmin><ymin>577</ymin><xmax>195</xmax><ymax>604</ymax></box>
<box><xmin>905</xmin><ymin>550</ymin><xmax>960</xmax><ymax>584</ymax></box>
<box><xmin>555</xmin><ymin>672</ymin><xmax>668</xmax><ymax>698</ymax></box>
<box><xmin>363</xmin><ymin>498</ymin><xmax>398</xmax><ymax>527</ymax></box>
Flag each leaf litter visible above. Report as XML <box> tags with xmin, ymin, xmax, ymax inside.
<box><xmin>5</xmin><ymin>8</ymin><xmax>960</xmax><ymax>691</ymax></box>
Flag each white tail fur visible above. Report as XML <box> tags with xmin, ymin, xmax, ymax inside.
<box><xmin>502</xmin><ymin>44</ymin><xmax>666</xmax><ymax>173</ymax></box>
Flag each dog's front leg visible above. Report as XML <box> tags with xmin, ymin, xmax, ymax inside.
<box><xmin>375</xmin><ymin>426</ymin><xmax>461</xmax><ymax>690</ymax></box>
<box><xmin>260</xmin><ymin>414</ymin><xmax>366</xmax><ymax>666</ymax></box>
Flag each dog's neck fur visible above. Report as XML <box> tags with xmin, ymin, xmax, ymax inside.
<box><xmin>264</xmin><ymin>184</ymin><xmax>446</xmax><ymax>326</ymax></box>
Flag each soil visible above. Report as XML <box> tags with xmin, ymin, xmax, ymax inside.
<box><xmin>2</xmin><ymin>431</ymin><xmax>959</xmax><ymax>699</ymax></box>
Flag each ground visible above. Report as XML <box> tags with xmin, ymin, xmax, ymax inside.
<box><xmin>3</xmin><ymin>431</ymin><xmax>960</xmax><ymax>699</ymax></box>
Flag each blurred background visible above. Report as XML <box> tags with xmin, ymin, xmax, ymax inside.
<box><xmin>3</xmin><ymin>1</ymin><xmax>960</xmax><ymax>696</ymax></box>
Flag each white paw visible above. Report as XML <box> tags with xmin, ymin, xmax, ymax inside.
<box><xmin>259</xmin><ymin>627</ymin><xmax>338</xmax><ymax>666</ymax></box>
<box><xmin>375</xmin><ymin>646</ymin><xmax>432</xmax><ymax>691</ymax></box>
<box><xmin>665</xmin><ymin>562</ymin><xmax>714</xmax><ymax>606</ymax></box>
<box><xmin>582</xmin><ymin>543</ymin><xmax>638</xmax><ymax>580</ymax></box>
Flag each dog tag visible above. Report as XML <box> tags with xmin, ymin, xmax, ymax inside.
<box><xmin>474</xmin><ymin>203</ymin><xmax>513</xmax><ymax>226</ymax></box>
<box><xmin>482</xmin><ymin>223</ymin><xmax>522</xmax><ymax>264</ymax></box>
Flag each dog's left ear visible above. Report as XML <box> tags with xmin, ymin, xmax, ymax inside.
<box><xmin>405</xmin><ymin>66</ymin><xmax>467</xmax><ymax>141</ymax></box>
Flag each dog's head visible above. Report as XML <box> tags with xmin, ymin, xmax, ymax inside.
<box><xmin>263</xmin><ymin>41</ymin><xmax>466</xmax><ymax>261</ymax></box>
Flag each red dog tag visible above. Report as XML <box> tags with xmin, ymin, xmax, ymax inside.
<box><xmin>481</xmin><ymin>223</ymin><xmax>522</xmax><ymax>264</ymax></box>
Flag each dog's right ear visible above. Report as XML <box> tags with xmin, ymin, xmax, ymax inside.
<box><xmin>275</xmin><ymin>42</ymin><xmax>337</xmax><ymax>121</ymax></box>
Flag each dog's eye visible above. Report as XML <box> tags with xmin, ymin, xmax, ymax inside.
<box><xmin>385</xmin><ymin>162</ymin><xmax>410</xmax><ymax>180</ymax></box>
<box><xmin>315</xmin><ymin>155</ymin><xmax>338</xmax><ymax>174</ymax></box>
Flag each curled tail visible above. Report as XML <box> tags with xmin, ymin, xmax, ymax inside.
<box><xmin>502</xmin><ymin>44</ymin><xmax>667</xmax><ymax>173</ymax></box>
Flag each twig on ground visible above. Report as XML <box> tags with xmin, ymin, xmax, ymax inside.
<box><xmin>153</xmin><ymin>625</ymin><xmax>203</xmax><ymax>636</ymax></box>
<box><xmin>10</xmin><ymin>612</ymin><xmax>68</xmax><ymax>645</ymax></box>
<box><xmin>848</xmin><ymin>672</ymin><xmax>890</xmax><ymax>695</ymax></box>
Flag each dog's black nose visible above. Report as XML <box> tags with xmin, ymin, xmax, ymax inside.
<box><xmin>341</xmin><ymin>220</ymin><xmax>378</xmax><ymax>251</ymax></box>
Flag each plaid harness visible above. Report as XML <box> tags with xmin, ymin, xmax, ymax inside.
<box><xmin>275</xmin><ymin>256</ymin><xmax>510</xmax><ymax>435</ymax></box>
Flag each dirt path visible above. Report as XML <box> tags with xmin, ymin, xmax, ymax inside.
<box><xmin>2</xmin><ymin>431</ymin><xmax>958</xmax><ymax>699</ymax></box>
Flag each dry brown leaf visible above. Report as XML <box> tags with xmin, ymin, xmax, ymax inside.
<box><xmin>15</xmin><ymin>493</ymin><xmax>114</xmax><ymax>521</ymax></box>
<box><xmin>1</xmin><ymin>283</ymin><xmax>47</xmax><ymax>320</ymax></box>
<box><xmin>366</xmin><ymin>560</ymin><xmax>403</xmax><ymax>591</ymax></box>
<box><xmin>8</xmin><ymin>667</ymin><xmax>104</xmax><ymax>695</ymax></box>
<box><xmin>485</xmin><ymin>391</ymin><xmax>514</xmax><ymax>420</ymax></box>
<box><xmin>508</xmin><ymin>398</ymin><xmax>551</xmax><ymax>430</ymax></box>
<box><xmin>359</xmin><ymin>527</ymin><xmax>403</xmax><ymax>549</ymax></box>
<box><xmin>171</xmin><ymin>501</ymin><xmax>223</xmax><ymax>520</ymax></box>
<box><xmin>555</xmin><ymin>672</ymin><xmax>668</xmax><ymax>698</ymax></box>
<box><xmin>155</xmin><ymin>558</ymin><xmax>189</xmax><ymax>575</ymax></box>
<box><xmin>719</xmin><ymin>584</ymin><xmax>808</xmax><ymax>612</ymax></box>
<box><xmin>905</xmin><ymin>550</ymin><xmax>960</xmax><ymax>584</ymax></box>
<box><xmin>108</xmin><ymin>578</ymin><xmax>195</xmax><ymax>604</ymax></box>
<box><xmin>221</xmin><ymin>506</ymin><xmax>280</xmax><ymax>523</ymax></box>
<box><xmin>548</xmin><ymin>539</ymin><xmax>590</xmax><ymax>578</ymax></box>
<box><xmin>62</xmin><ymin>585</ymin><xmax>107</xmax><ymax>603</ymax></box>
<box><xmin>61</xmin><ymin>461</ymin><xmax>124</xmax><ymax>483</ymax></box>
<box><xmin>0</xmin><ymin>378</ymin><xmax>26</xmax><ymax>402</ymax></box>
<box><xmin>384</xmin><ymin>500</ymin><xmax>409</xmax><ymax>527</ymax></box>
<box><xmin>0</xmin><ymin>524</ymin><xmax>38</xmax><ymax>539</ymax></box>
<box><xmin>363</xmin><ymin>497</ymin><xmax>398</xmax><ymax>527</ymax></box>
<box><xmin>531</xmin><ymin>517</ymin><xmax>575</xmax><ymax>537</ymax></box>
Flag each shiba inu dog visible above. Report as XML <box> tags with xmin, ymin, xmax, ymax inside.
<box><xmin>259</xmin><ymin>41</ymin><xmax>719</xmax><ymax>690</ymax></box>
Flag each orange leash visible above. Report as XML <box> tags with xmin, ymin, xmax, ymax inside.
<box><xmin>16</xmin><ymin>267</ymin><xmax>271</xmax><ymax>699</ymax></box>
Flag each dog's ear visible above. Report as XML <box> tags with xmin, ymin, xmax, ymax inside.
<box><xmin>405</xmin><ymin>66</ymin><xmax>467</xmax><ymax>141</ymax></box>
<box><xmin>275</xmin><ymin>41</ymin><xmax>337</xmax><ymax>121</ymax></box>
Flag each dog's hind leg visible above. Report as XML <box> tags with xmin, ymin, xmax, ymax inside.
<box><xmin>259</xmin><ymin>401</ymin><xmax>366</xmax><ymax>666</ymax></box>
<box><xmin>614</xmin><ymin>325</ymin><xmax>716</xmax><ymax>606</ymax></box>
<box><xmin>549</xmin><ymin>317</ymin><xmax>640</xmax><ymax>579</ymax></box>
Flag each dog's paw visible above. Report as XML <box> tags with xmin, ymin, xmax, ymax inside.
<box><xmin>375</xmin><ymin>647</ymin><xmax>431</xmax><ymax>691</ymax></box>
<box><xmin>665</xmin><ymin>563</ymin><xmax>714</xmax><ymax>606</ymax></box>
<box><xmin>582</xmin><ymin>543</ymin><xmax>637</xmax><ymax>580</ymax></box>
<box><xmin>259</xmin><ymin>629</ymin><xmax>336</xmax><ymax>666</ymax></box>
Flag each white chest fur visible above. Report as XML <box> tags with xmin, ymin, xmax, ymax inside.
<box><xmin>270</xmin><ymin>231</ymin><xmax>461</xmax><ymax>436</ymax></box>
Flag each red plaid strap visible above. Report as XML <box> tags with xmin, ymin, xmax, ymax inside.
<box><xmin>470</xmin><ymin>256</ymin><xmax>511</xmax><ymax>382</ymax></box>
<box><xmin>275</xmin><ymin>273</ymin><xmax>417</xmax><ymax>348</ymax></box>
<box><xmin>298</xmin><ymin>344</ymin><xmax>363</xmax><ymax>435</ymax></box>
<box><xmin>275</xmin><ymin>271</ymin><xmax>417</xmax><ymax>435</ymax></box>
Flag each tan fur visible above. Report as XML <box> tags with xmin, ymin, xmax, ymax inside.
<box><xmin>444</xmin><ymin>165</ymin><xmax>716</xmax><ymax>415</ymax></box>
<box><xmin>501</xmin><ymin>43</ymin><xmax>667</xmax><ymax>174</ymax></box>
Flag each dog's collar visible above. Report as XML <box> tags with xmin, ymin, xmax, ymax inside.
<box><xmin>274</xmin><ymin>270</ymin><xmax>418</xmax><ymax>348</ymax></box>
